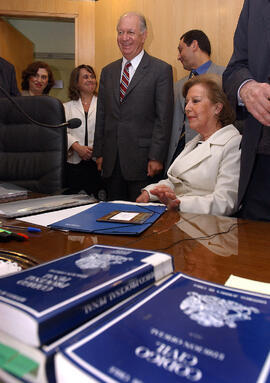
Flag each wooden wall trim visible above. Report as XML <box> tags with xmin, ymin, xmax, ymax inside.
<box><xmin>0</xmin><ymin>10</ymin><xmax>78</xmax><ymax>19</ymax></box>
<box><xmin>0</xmin><ymin>0</ymin><xmax>95</xmax><ymax>67</ymax></box>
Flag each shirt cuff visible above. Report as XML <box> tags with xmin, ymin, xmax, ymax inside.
<box><xmin>237</xmin><ymin>79</ymin><xmax>253</xmax><ymax>106</ymax></box>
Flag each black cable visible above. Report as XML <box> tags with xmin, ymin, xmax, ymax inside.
<box><xmin>0</xmin><ymin>85</ymin><xmax>81</xmax><ymax>129</ymax></box>
<box><xmin>124</xmin><ymin>221</ymin><xmax>246</xmax><ymax>252</ymax></box>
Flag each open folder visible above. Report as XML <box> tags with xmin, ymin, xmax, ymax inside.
<box><xmin>49</xmin><ymin>202</ymin><xmax>166</xmax><ymax>235</ymax></box>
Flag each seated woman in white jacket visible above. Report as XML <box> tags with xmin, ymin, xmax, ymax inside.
<box><xmin>136</xmin><ymin>74</ymin><xmax>241</xmax><ymax>216</ymax></box>
<box><xmin>64</xmin><ymin>65</ymin><xmax>104</xmax><ymax>198</ymax></box>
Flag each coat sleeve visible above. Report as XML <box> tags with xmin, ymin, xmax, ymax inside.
<box><xmin>179</xmin><ymin>135</ymin><xmax>242</xmax><ymax>216</ymax></box>
<box><xmin>93</xmin><ymin>69</ymin><xmax>105</xmax><ymax>158</ymax></box>
<box><xmin>148</xmin><ymin>63</ymin><xmax>174</xmax><ymax>163</ymax></box>
<box><xmin>64</xmin><ymin>102</ymin><xmax>83</xmax><ymax>151</ymax></box>
<box><xmin>9</xmin><ymin>63</ymin><xmax>20</xmax><ymax>97</ymax></box>
<box><xmin>143</xmin><ymin>178</ymin><xmax>176</xmax><ymax>201</ymax></box>
<box><xmin>222</xmin><ymin>0</ymin><xmax>252</xmax><ymax>110</ymax></box>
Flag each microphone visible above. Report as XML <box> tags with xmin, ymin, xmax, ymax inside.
<box><xmin>54</xmin><ymin>118</ymin><xmax>82</xmax><ymax>129</ymax></box>
<box><xmin>0</xmin><ymin>85</ymin><xmax>81</xmax><ymax>129</ymax></box>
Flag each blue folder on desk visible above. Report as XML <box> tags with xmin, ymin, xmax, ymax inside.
<box><xmin>49</xmin><ymin>202</ymin><xmax>166</xmax><ymax>235</ymax></box>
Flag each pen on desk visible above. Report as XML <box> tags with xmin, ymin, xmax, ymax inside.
<box><xmin>0</xmin><ymin>224</ymin><xmax>41</xmax><ymax>233</ymax></box>
<box><xmin>0</xmin><ymin>229</ymin><xmax>13</xmax><ymax>242</ymax></box>
<box><xmin>0</xmin><ymin>228</ymin><xmax>28</xmax><ymax>241</ymax></box>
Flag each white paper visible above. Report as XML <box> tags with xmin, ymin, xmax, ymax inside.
<box><xmin>110</xmin><ymin>212</ymin><xmax>139</xmax><ymax>221</ymax></box>
<box><xmin>225</xmin><ymin>274</ymin><xmax>270</xmax><ymax>295</ymax></box>
<box><xmin>17</xmin><ymin>204</ymin><xmax>97</xmax><ymax>227</ymax></box>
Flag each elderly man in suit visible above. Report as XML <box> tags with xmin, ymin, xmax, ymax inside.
<box><xmin>223</xmin><ymin>0</ymin><xmax>270</xmax><ymax>221</ymax></box>
<box><xmin>93</xmin><ymin>12</ymin><xmax>174</xmax><ymax>201</ymax></box>
<box><xmin>165</xmin><ymin>30</ymin><xmax>224</xmax><ymax>174</ymax></box>
<box><xmin>0</xmin><ymin>57</ymin><xmax>20</xmax><ymax>97</ymax></box>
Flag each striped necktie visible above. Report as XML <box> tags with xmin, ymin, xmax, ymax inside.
<box><xmin>120</xmin><ymin>62</ymin><xmax>131</xmax><ymax>102</ymax></box>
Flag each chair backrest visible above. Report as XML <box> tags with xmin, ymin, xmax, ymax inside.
<box><xmin>0</xmin><ymin>95</ymin><xmax>67</xmax><ymax>194</ymax></box>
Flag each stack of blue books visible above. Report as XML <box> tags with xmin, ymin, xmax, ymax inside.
<box><xmin>0</xmin><ymin>244</ymin><xmax>174</xmax><ymax>383</ymax></box>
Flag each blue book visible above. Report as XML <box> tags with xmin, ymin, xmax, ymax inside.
<box><xmin>49</xmin><ymin>202</ymin><xmax>166</xmax><ymax>235</ymax></box>
<box><xmin>0</xmin><ymin>286</ymin><xmax>157</xmax><ymax>383</ymax></box>
<box><xmin>0</xmin><ymin>245</ymin><xmax>173</xmax><ymax>347</ymax></box>
<box><xmin>55</xmin><ymin>273</ymin><xmax>270</xmax><ymax>383</ymax></box>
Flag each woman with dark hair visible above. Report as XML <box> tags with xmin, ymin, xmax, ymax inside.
<box><xmin>136</xmin><ymin>74</ymin><xmax>241</xmax><ymax>216</ymax></box>
<box><xmin>64</xmin><ymin>64</ymin><xmax>105</xmax><ymax>198</ymax></box>
<box><xmin>21</xmin><ymin>61</ymin><xmax>54</xmax><ymax>96</ymax></box>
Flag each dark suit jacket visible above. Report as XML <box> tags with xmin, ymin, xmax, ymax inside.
<box><xmin>223</xmin><ymin>0</ymin><xmax>270</xmax><ymax>207</ymax></box>
<box><xmin>0</xmin><ymin>57</ymin><xmax>20</xmax><ymax>97</ymax></box>
<box><xmin>93</xmin><ymin>52</ymin><xmax>174</xmax><ymax>181</ymax></box>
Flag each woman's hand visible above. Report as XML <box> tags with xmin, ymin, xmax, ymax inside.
<box><xmin>150</xmin><ymin>185</ymin><xmax>180</xmax><ymax>210</ymax></box>
<box><xmin>136</xmin><ymin>190</ymin><xmax>150</xmax><ymax>203</ymax></box>
<box><xmin>72</xmin><ymin>142</ymin><xmax>92</xmax><ymax>161</ymax></box>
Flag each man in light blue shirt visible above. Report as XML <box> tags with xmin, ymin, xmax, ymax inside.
<box><xmin>165</xmin><ymin>30</ymin><xmax>224</xmax><ymax>174</ymax></box>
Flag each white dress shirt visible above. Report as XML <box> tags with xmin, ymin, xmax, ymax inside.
<box><xmin>120</xmin><ymin>50</ymin><xmax>144</xmax><ymax>82</ymax></box>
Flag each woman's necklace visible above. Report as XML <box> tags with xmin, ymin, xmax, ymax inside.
<box><xmin>82</xmin><ymin>100</ymin><xmax>91</xmax><ymax>106</ymax></box>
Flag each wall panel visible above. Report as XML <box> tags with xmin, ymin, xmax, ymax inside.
<box><xmin>95</xmin><ymin>0</ymin><xmax>244</xmax><ymax>82</ymax></box>
<box><xmin>0</xmin><ymin>0</ymin><xmax>95</xmax><ymax>67</ymax></box>
<box><xmin>0</xmin><ymin>17</ymin><xmax>33</xmax><ymax>90</ymax></box>
<box><xmin>0</xmin><ymin>0</ymin><xmax>244</xmax><ymax>84</ymax></box>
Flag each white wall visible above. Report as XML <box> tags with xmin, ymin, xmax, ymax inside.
<box><xmin>7</xmin><ymin>18</ymin><xmax>75</xmax><ymax>54</ymax></box>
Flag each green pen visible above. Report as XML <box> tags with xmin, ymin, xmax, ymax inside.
<box><xmin>0</xmin><ymin>229</ymin><xmax>12</xmax><ymax>242</ymax></box>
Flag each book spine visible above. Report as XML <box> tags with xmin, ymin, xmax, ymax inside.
<box><xmin>38</xmin><ymin>266</ymin><xmax>156</xmax><ymax>345</ymax></box>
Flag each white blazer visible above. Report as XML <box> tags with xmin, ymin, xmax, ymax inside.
<box><xmin>144</xmin><ymin>124</ymin><xmax>241</xmax><ymax>216</ymax></box>
<box><xmin>64</xmin><ymin>96</ymin><xmax>97</xmax><ymax>164</ymax></box>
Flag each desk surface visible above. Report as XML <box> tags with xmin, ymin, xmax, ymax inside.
<box><xmin>0</xmin><ymin>210</ymin><xmax>269</xmax><ymax>285</ymax></box>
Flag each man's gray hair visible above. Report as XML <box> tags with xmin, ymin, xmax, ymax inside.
<box><xmin>117</xmin><ymin>12</ymin><xmax>147</xmax><ymax>33</ymax></box>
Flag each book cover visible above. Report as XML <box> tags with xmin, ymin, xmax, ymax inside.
<box><xmin>0</xmin><ymin>194</ymin><xmax>96</xmax><ymax>218</ymax></box>
<box><xmin>0</xmin><ymin>245</ymin><xmax>173</xmax><ymax>347</ymax></box>
<box><xmin>49</xmin><ymin>202</ymin><xmax>166</xmax><ymax>235</ymax></box>
<box><xmin>0</xmin><ymin>285</ymin><xmax>158</xmax><ymax>383</ymax></box>
<box><xmin>55</xmin><ymin>273</ymin><xmax>270</xmax><ymax>383</ymax></box>
<box><xmin>0</xmin><ymin>183</ymin><xmax>28</xmax><ymax>202</ymax></box>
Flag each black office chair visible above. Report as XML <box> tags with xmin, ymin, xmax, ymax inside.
<box><xmin>0</xmin><ymin>95</ymin><xmax>67</xmax><ymax>194</ymax></box>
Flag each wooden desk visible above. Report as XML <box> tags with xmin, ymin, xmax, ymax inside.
<box><xmin>1</xmin><ymin>210</ymin><xmax>269</xmax><ymax>285</ymax></box>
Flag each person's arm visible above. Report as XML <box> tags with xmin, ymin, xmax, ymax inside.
<box><xmin>222</xmin><ymin>0</ymin><xmax>252</xmax><ymax>110</ymax></box>
<box><xmin>64</xmin><ymin>101</ymin><xmax>92</xmax><ymax>161</ymax></box>
<box><xmin>9</xmin><ymin>64</ymin><xmax>20</xmax><ymax>97</ymax></box>
<box><xmin>164</xmin><ymin>79</ymin><xmax>186</xmax><ymax>174</ymax></box>
<box><xmin>136</xmin><ymin>190</ymin><xmax>150</xmax><ymax>203</ymax></box>
<box><xmin>70</xmin><ymin>142</ymin><xmax>92</xmax><ymax>161</ymax></box>
<box><xmin>136</xmin><ymin>185</ymin><xmax>180</xmax><ymax>210</ymax></box>
<box><xmin>93</xmin><ymin>69</ymin><xmax>106</xmax><ymax>168</ymax></box>
<box><xmin>223</xmin><ymin>0</ymin><xmax>270</xmax><ymax>126</ymax></box>
<box><xmin>147</xmin><ymin>160</ymin><xmax>163</xmax><ymax>177</ymax></box>
<box><xmin>148</xmin><ymin>63</ymin><xmax>174</xmax><ymax>175</ymax></box>
<box><xmin>179</xmin><ymin>135</ymin><xmax>242</xmax><ymax>216</ymax></box>
<box><xmin>149</xmin><ymin>185</ymin><xmax>180</xmax><ymax>210</ymax></box>
<box><xmin>239</xmin><ymin>80</ymin><xmax>270</xmax><ymax>126</ymax></box>
<box><xmin>138</xmin><ymin>177</ymin><xmax>175</xmax><ymax>201</ymax></box>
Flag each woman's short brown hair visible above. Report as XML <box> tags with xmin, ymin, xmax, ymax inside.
<box><xmin>21</xmin><ymin>61</ymin><xmax>55</xmax><ymax>94</ymax></box>
<box><xmin>182</xmin><ymin>73</ymin><xmax>236</xmax><ymax>127</ymax></box>
<box><xmin>68</xmin><ymin>65</ymin><xmax>97</xmax><ymax>100</ymax></box>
